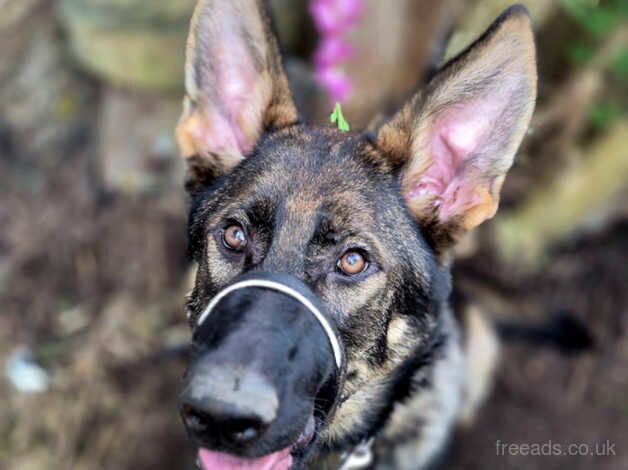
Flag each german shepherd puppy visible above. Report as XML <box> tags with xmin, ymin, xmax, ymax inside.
<box><xmin>176</xmin><ymin>1</ymin><xmax>536</xmax><ymax>469</ymax></box>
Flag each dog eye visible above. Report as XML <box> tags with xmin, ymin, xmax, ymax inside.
<box><xmin>222</xmin><ymin>224</ymin><xmax>247</xmax><ymax>251</ymax></box>
<box><xmin>337</xmin><ymin>250</ymin><xmax>367</xmax><ymax>276</ymax></box>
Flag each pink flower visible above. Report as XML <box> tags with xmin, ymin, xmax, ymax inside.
<box><xmin>313</xmin><ymin>37</ymin><xmax>353</xmax><ymax>67</ymax></box>
<box><xmin>309</xmin><ymin>0</ymin><xmax>364</xmax><ymax>35</ymax></box>
<box><xmin>309</xmin><ymin>0</ymin><xmax>364</xmax><ymax>103</ymax></box>
<box><xmin>315</xmin><ymin>66</ymin><xmax>352</xmax><ymax>102</ymax></box>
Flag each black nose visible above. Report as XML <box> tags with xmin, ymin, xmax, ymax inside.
<box><xmin>179</xmin><ymin>362</ymin><xmax>278</xmax><ymax>449</ymax></box>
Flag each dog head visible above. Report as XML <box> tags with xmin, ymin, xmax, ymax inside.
<box><xmin>176</xmin><ymin>2</ymin><xmax>536</xmax><ymax>468</ymax></box>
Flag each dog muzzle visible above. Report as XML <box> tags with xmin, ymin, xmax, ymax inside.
<box><xmin>192</xmin><ymin>273</ymin><xmax>374</xmax><ymax>470</ymax></box>
<box><xmin>195</xmin><ymin>272</ymin><xmax>343</xmax><ymax>370</ymax></box>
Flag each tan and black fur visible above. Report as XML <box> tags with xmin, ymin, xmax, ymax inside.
<box><xmin>176</xmin><ymin>1</ymin><xmax>537</xmax><ymax>468</ymax></box>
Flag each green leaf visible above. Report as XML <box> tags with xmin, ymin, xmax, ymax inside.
<box><xmin>565</xmin><ymin>42</ymin><xmax>595</xmax><ymax>64</ymax></box>
<box><xmin>329</xmin><ymin>102</ymin><xmax>350</xmax><ymax>132</ymax></box>
<box><xmin>330</xmin><ymin>103</ymin><xmax>340</xmax><ymax>124</ymax></box>
<box><xmin>589</xmin><ymin>102</ymin><xmax>622</xmax><ymax>130</ymax></box>
<box><xmin>584</xmin><ymin>9</ymin><xmax>619</xmax><ymax>36</ymax></box>
<box><xmin>561</xmin><ymin>0</ymin><xmax>593</xmax><ymax>24</ymax></box>
<box><xmin>561</xmin><ymin>0</ymin><xmax>621</xmax><ymax>37</ymax></box>
<box><xmin>612</xmin><ymin>0</ymin><xmax>628</xmax><ymax>17</ymax></box>
<box><xmin>612</xmin><ymin>49</ymin><xmax>628</xmax><ymax>79</ymax></box>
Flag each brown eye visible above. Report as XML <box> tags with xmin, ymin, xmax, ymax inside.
<box><xmin>222</xmin><ymin>224</ymin><xmax>247</xmax><ymax>251</ymax></box>
<box><xmin>337</xmin><ymin>251</ymin><xmax>367</xmax><ymax>275</ymax></box>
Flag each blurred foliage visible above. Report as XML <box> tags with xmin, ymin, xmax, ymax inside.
<box><xmin>561</xmin><ymin>0</ymin><xmax>627</xmax><ymax>130</ymax></box>
<box><xmin>565</xmin><ymin>42</ymin><xmax>596</xmax><ymax>64</ymax></box>
<box><xmin>589</xmin><ymin>102</ymin><xmax>623</xmax><ymax>129</ymax></box>
<box><xmin>562</xmin><ymin>0</ymin><xmax>626</xmax><ymax>37</ymax></box>
<box><xmin>613</xmin><ymin>49</ymin><xmax>628</xmax><ymax>77</ymax></box>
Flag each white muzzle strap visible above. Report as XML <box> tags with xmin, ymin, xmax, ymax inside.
<box><xmin>196</xmin><ymin>279</ymin><xmax>343</xmax><ymax>370</ymax></box>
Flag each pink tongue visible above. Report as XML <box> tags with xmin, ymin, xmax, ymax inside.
<box><xmin>198</xmin><ymin>448</ymin><xmax>293</xmax><ymax>470</ymax></box>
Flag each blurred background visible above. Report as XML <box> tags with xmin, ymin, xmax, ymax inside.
<box><xmin>0</xmin><ymin>0</ymin><xmax>626</xmax><ymax>469</ymax></box>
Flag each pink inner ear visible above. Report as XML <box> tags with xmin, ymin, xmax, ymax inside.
<box><xmin>190</xmin><ymin>108</ymin><xmax>242</xmax><ymax>159</ymax></box>
<box><xmin>197</xmin><ymin>24</ymin><xmax>264</xmax><ymax>159</ymax></box>
<box><xmin>216</xmin><ymin>46</ymin><xmax>259</xmax><ymax>155</ymax></box>
<box><xmin>407</xmin><ymin>98</ymin><xmax>498</xmax><ymax>221</ymax></box>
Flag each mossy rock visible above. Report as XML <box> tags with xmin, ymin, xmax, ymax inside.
<box><xmin>58</xmin><ymin>0</ymin><xmax>193</xmax><ymax>92</ymax></box>
<box><xmin>59</xmin><ymin>0</ymin><xmax>195</xmax><ymax>28</ymax></box>
<box><xmin>62</xmin><ymin>20</ymin><xmax>187</xmax><ymax>92</ymax></box>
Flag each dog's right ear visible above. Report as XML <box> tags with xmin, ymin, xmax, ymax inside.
<box><xmin>176</xmin><ymin>0</ymin><xmax>299</xmax><ymax>191</ymax></box>
<box><xmin>374</xmin><ymin>5</ymin><xmax>536</xmax><ymax>253</ymax></box>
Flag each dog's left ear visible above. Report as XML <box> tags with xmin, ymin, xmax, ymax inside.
<box><xmin>375</xmin><ymin>5</ymin><xmax>537</xmax><ymax>252</ymax></box>
<box><xmin>176</xmin><ymin>0</ymin><xmax>299</xmax><ymax>191</ymax></box>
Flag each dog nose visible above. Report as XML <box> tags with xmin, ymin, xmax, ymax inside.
<box><xmin>179</xmin><ymin>362</ymin><xmax>278</xmax><ymax>448</ymax></box>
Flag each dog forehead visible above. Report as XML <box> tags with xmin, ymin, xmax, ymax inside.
<box><xmin>249</xmin><ymin>128</ymin><xmax>384</xmax><ymax>204</ymax></box>
<box><xmin>259</xmin><ymin>127</ymin><xmax>361</xmax><ymax>172</ymax></box>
